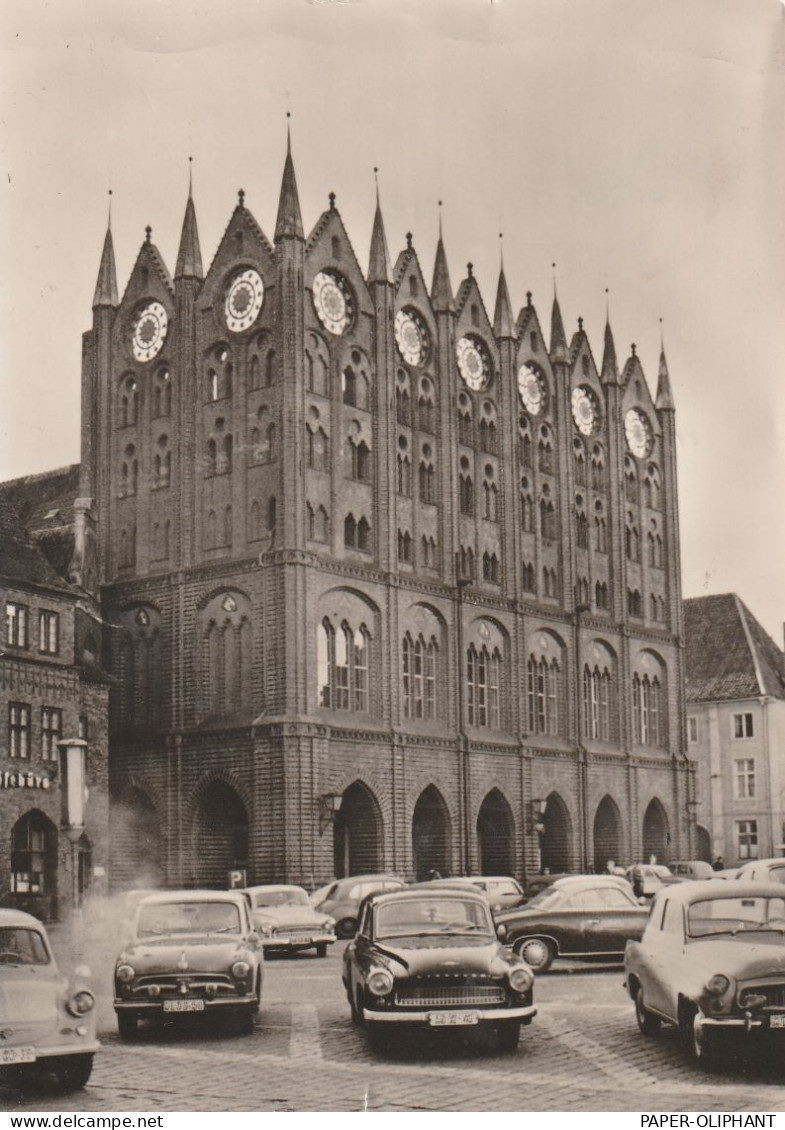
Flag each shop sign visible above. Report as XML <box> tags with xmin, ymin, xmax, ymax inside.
<box><xmin>0</xmin><ymin>770</ymin><xmax>52</xmax><ymax>790</ymax></box>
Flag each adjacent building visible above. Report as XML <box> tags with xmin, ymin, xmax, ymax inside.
<box><xmin>684</xmin><ymin>593</ymin><xmax>785</xmax><ymax>865</ymax></box>
<box><xmin>0</xmin><ymin>476</ymin><xmax>110</xmax><ymax>920</ymax></box>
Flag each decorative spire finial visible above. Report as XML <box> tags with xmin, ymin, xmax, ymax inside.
<box><xmin>631</xmin><ymin>342</ymin><xmax>637</xmax><ymax>357</ymax></box>
<box><xmin>467</xmin><ymin>261</ymin><xmax>473</xmax><ymax>278</ymax></box>
<box><xmin>238</xmin><ymin>188</ymin><xmax>245</xmax><ymax>208</ymax></box>
<box><xmin>526</xmin><ymin>290</ymin><xmax>532</xmax><ymax>307</ymax></box>
<box><xmin>578</xmin><ymin>316</ymin><xmax>583</xmax><ymax>332</ymax></box>
<box><xmin>499</xmin><ymin>232</ymin><xmax>504</xmax><ymax>270</ymax></box>
<box><xmin>373</xmin><ymin>166</ymin><xmax>379</xmax><ymax>204</ymax></box>
<box><xmin>659</xmin><ymin>317</ymin><xmax>664</xmax><ymax>349</ymax></box>
<box><xmin>438</xmin><ymin>200</ymin><xmax>443</xmax><ymax>239</ymax></box>
<box><xmin>107</xmin><ymin>189</ymin><xmax>112</xmax><ymax>228</ymax></box>
<box><xmin>552</xmin><ymin>261</ymin><xmax>558</xmax><ymax>298</ymax></box>
<box><xmin>329</xmin><ymin>191</ymin><xmax>336</xmax><ymax>211</ymax></box>
<box><xmin>406</xmin><ymin>231</ymin><xmax>413</xmax><ymax>250</ymax></box>
<box><xmin>145</xmin><ymin>225</ymin><xmax>152</xmax><ymax>244</ymax></box>
<box><xmin>286</xmin><ymin>110</ymin><xmax>291</xmax><ymax>154</ymax></box>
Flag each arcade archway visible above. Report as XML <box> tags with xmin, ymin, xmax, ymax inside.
<box><xmin>412</xmin><ymin>785</ymin><xmax>451</xmax><ymax>880</ymax></box>
<box><xmin>333</xmin><ymin>781</ymin><xmax>383</xmax><ymax>878</ymax></box>
<box><xmin>593</xmin><ymin>794</ymin><xmax>623</xmax><ymax>871</ymax></box>
<box><xmin>642</xmin><ymin>797</ymin><xmax>670</xmax><ymax>864</ymax></box>
<box><xmin>540</xmin><ymin>792</ymin><xmax>574</xmax><ymax>874</ymax></box>
<box><xmin>195</xmin><ymin>782</ymin><xmax>248</xmax><ymax>888</ymax></box>
<box><xmin>477</xmin><ymin>789</ymin><xmax>514</xmax><ymax>875</ymax></box>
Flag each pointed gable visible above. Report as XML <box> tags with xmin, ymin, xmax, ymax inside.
<box><xmin>175</xmin><ymin>192</ymin><xmax>204</xmax><ymax>281</ymax></box>
<box><xmin>684</xmin><ymin>594</ymin><xmax>785</xmax><ymax>702</ymax></box>
<box><xmin>93</xmin><ymin>227</ymin><xmax>119</xmax><ymax>308</ymax></box>
<box><xmin>305</xmin><ymin>203</ymin><xmax>371</xmax><ymax>312</ymax></box>
<box><xmin>568</xmin><ymin>321</ymin><xmax>600</xmax><ymax>385</ymax></box>
<box><xmin>201</xmin><ymin>199</ymin><xmax>276</xmax><ymax>315</ymax></box>
<box><xmin>493</xmin><ymin>268</ymin><xmax>515</xmax><ymax>340</ymax></box>
<box><xmin>455</xmin><ymin>267</ymin><xmax>493</xmax><ymax>336</ymax></box>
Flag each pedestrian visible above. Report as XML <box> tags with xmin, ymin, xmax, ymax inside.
<box><xmin>428</xmin><ymin>868</ymin><xmax>442</xmax><ymax>880</ymax></box>
<box><xmin>712</xmin><ymin>855</ymin><xmax>724</xmax><ymax>872</ymax></box>
<box><xmin>631</xmin><ymin>864</ymin><xmax>644</xmax><ymax>898</ymax></box>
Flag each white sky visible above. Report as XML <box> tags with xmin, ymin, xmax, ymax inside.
<box><xmin>1</xmin><ymin>0</ymin><xmax>783</xmax><ymax>642</ymax></box>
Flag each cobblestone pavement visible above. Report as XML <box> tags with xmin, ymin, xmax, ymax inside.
<box><xmin>3</xmin><ymin>944</ymin><xmax>785</xmax><ymax>1113</ymax></box>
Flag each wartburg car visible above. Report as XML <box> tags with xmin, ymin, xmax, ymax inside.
<box><xmin>243</xmin><ymin>884</ymin><xmax>336</xmax><ymax>956</ymax></box>
<box><xmin>0</xmin><ymin>909</ymin><xmax>98</xmax><ymax>1090</ymax></box>
<box><xmin>114</xmin><ymin>890</ymin><xmax>263</xmax><ymax>1037</ymax></box>
<box><xmin>342</xmin><ymin>888</ymin><xmax>536</xmax><ymax>1053</ymax></box>
<box><xmin>625</xmin><ymin>880</ymin><xmax>785</xmax><ymax>1068</ymax></box>
<box><xmin>495</xmin><ymin>874</ymin><xmax>649</xmax><ymax>971</ymax></box>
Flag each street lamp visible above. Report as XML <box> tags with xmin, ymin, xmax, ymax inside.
<box><xmin>318</xmin><ymin>792</ymin><xmax>343</xmax><ymax>835</ymax></box>
<box><xmin>57</xmin><ymin>738</ymin><xmax>88</xmax><ymax>958</ymax></box>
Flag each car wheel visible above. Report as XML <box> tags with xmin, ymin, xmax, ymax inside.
<box><xmin>315</xmin><ymin>943</ymin><xmax>327</xmax><ymax>958</ymax></box>
<box><xmin>117</xmin><ymin>1011</ymin><xmax>139</xmax><ymax>1039</ymax></box>
<box><xmin>53</xmin><ymin>1054</ymin><xmax>94</xmax><ymax>1091</ymax></box>
<box><xmin>336</xmin><ymin>917</ymin><xmax>357</xmax><ymax>939</ymax></box>
<box><xmin>634</xmin><ymin>986</ymin><xmax>661</xmax><ymax>1035</ymax></box>
<box><xmin>514</xmin><ymin>936</ymin><xmax>555</xmax><ymax>972</ymax></box>
<box><xmin>495</xmin><ymin>1021</ymin><xmax>520</xmax><ymax>1052</ymax></box>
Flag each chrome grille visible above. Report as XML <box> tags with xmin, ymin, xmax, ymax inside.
<box><xmin>396</xmin><ymin>983</ymin><xmax>506</xmax><ymax>1008</ymax></box>
<box><xmin>133</xmin><ymin>973</ymin><xmax>234</xmax><ymax>997</ymax></box>
<box><xmin>272</xmin><ymin>929</ymin><xmax>315</xmax><ymax>940</ymax></box>
<box><xmin>740</xmin><ymin>983</ymin><xmax>785</xmax><ymax>1010</ymax></box>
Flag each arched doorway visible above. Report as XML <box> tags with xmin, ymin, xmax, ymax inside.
<box><xmin>696</xmin><ymin>824</ymin><xmax>712</xmax><ymax>864</ymax></box>
<box><xmin>412</xmin><ymin>785</ymin><xmax>451</xmax><ymax>880</ymax></box>
<box><xmin>477</xmin><ymin>789</ymin><xmax>514</xmax><ymax>875</ymax></box>
<box><xmin>10</xmin><ymin>810</ymin><xmax>58</xmax><ymax>918</ymax></box>
<box><xmin>642</xmin><ymin>798</ymin><xmax>670</xmax><ymax>864</ymax></box>
<box><xmin>593</xmin><ymin>795</ymin><xmax>622</xmax><ymax>871</ymax></box>
<box><xmin>195</xmin><ymin>782</ymin><xmax>248</xmax><ymax>888</ymax></box>
<box><xmin>540</xmin><ymin>792</ymin><xmax>573</xmax><ymax>874</ymax></box>
<box><xmin>112</xmin><ymin>787</ymin><xmax>163</xmax><ymax>888</ymax></box>
<box><xmin>333</xmin><ymin>781</ymin><xmax>382</xmax><ymax>878</ymax></box>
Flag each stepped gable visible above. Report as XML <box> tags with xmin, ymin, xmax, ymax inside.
<box><xmin>684</xmin><ymin>594</ymin><xmax>785</xmax><ymax>702</ymax></box>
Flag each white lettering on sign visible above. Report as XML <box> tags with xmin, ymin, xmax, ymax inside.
<box><xmin>0</xmin><ymin>770</ymin><xmax>52</xmax><ymax>790</ymax></box>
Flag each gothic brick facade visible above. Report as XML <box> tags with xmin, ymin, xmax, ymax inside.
<box><xmin>78</xmin><ymin>136</ymin><xmax>694</xmax><ymax>889</ymax></box>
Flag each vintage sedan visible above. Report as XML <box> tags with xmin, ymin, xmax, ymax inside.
<box><xmin>625</xmin><ymin>880</ymin><xmax>785</xmax><ymax>1068</ymax></box>
<box><xmin>312</xmin><ymin>874</ymin><xmax>405</xmax><ymax>938</ymax></box>
<box><xmin>114</xmin><ymin>890</ymin><xmax>263</xmax><ymax>1037</ymax></box>
<box><xmin>495</xmin><ymin>874</ymin><xmax>649</xmax><ymax>971</ymax></box>
<box><xmin>735</xmin><ymin>857</ymin><xmax>785</xmax><ymax>885</ymax></box>
<box><xmin>243</xmin><ymin>885</ymin><xmax>336</xmax><ymax>956</ymax></box>
<box><xmin>0</xmin><ymin>909</ymin><xmax>99</xmax><ymax>1090</ymax></box>
<box><xmin>342</xmin><ymin>888</ymin><xmax>536</xmax><ymax>1053</ymax></box>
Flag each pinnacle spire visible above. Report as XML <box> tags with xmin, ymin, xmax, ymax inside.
<box><xmin>656</xmin><ymin>343</ymin><xmax>675</xmax><ymax>410</ymax></box>
<box><xmin>493</xmin><ymin>258</ymin><xmax>514</xmax><ymax>339</ymax></box>
<box><xmin>550</xmin><ymin>294</ymin><xmax>567</xmax><ymax>358</ymax></box>
<box><xmin>275</xmin><ymin>114</ymin><xmax>304</xmax><ymax>241</ymax></box>
<box><xmin>601</xmin><ymin>309</ymin><xmax>619</xmax><ymax>385</ymax></box>
<box><xmin>175</xmin><ymin>187</ymin><xmax>203</xmax><ymax>281</ymax></box>
<box><xmin>92</xmin><ymin>221</ymin><xmax>119</xmax><ymax>308</ymax></box>
<box><xmin>431</xmin><ymin>222</ymin><xmax>454</xmax><ymax>313</ymax></box>
<box><xmin>367</xmin><ymin>167</ymin><xmax>391</xmax><ymax>283</ymax></box>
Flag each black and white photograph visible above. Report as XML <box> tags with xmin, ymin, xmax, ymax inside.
<box><xmin>1</xmin><ymin>0</ymin><xmax>784</xmax><ymax>1116</ymax></box>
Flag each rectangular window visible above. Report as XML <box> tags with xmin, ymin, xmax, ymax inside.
<box><xmin>687</xmin><ymin>716</ymin><xmax>698</xmax><ymax>743</ymax></box>
<box><xmin>6</xmin><ymin>601</ymin><xmax>29</xmax><ymax>648</ymax></box>
<box><xmin>734</xmin><ymin>758</ymin><xmax>755</xmax><ymax>800</ymax></box>
<box><xmin>38</xmin><ymin>610</ymin><xmax>60</xmax><ymax>655</ymax></box>
<box><xmin>9</xmin><ymin>703</ymin><xmax>31</xmax><ymax>759</ymax></box>
<box><xmin>78</xmin><ymin>715</ymin><xmax>89</xmax><ymax>740</ymax></box>
<box><xmin>732</xmin><ymin>712</ymin><xmax>754</xmax><ymax>739</ymax></box>
<box><xmin>736</xmin><ymin>819</ymin><xmax>758</xmax><ymax>860</ymax></box>
<box><xmin>41</xmin><ymin>707</ymin><xmax>62</xmax><ymax>761</ymax></box>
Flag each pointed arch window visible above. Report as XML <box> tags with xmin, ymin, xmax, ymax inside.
<box><xmin>591</xmin><ymin>444</ymin><xmax>606</xmax><ymax>491</ymax></box>
<box><xmin>397</xmin><ymin>450</ymin><xmax>412</xmax><ymax>496</ymax></box>
<box><xmin>479</xmin><ymin>414</ymin><xmax>498</xmax><ymax>455</ymax></box>
<box><xmin>402</xmin><ymin>632</ymin><xmax>438</xmax><ymax>721</ymax></box>
<box><xmin>648</xmin><ymin>527</ymin><xmax>664</xmax><ymax>567</ymax></box>
<box><xmin>595</xmin><ymin>581</ymin><xmax>610</xmax><ymax>610</ymax></box>
<box><xmin>459</xmin><ymin>545</ymin><xmax>475</xmax><ymax>581</ymax></box>
<box><xmin>627</xmin><ymin>588</ymin><xmax>643</xmax><ymax>617</ymax></box>
<box><xmin>624</xmin><ymin>456</ymin><xmax>638</xmax><ymax>503</ymax></box>
<box><xmin>527</xmin><ymin>654</ymin><xmax>562</xmax><ymax>735</ymax></box>
<box><xmin>540</xmin><ymin>493</ymin><xmax>556</xmax><ymax>541</ymax></box>
<box><xmin>307</xmin><ymin>424</ymin><xmax>329</xmax><ymax>472</ymax></box>
<box><xmin>199</xmin><ymin>593</ymin><xmax>252</xmax><ymax>719</ymax></box>
<box><xmin>250</xmin><ymin>499</ymin><xmax>263</xmax><ymax>541</ymax></box>
<box><xmin>458</xmin><ymin>396</ymin><xmax>474</xmax><ymax>447</ymax></box>
<box><xmin>397</xmin><ymin>529</ymin><xmax>412</xmax><ymax>563</ymax></box>
<box><xmin>153</xmin><ymin>435</ymin><xmax>171</xmax><ymax>489</ymax></box>
<box><xmin>205</xmin><ymin>509</ymin><xmax>217</xmax><ymax>550</ymax></box>
<box><xmin>543</xmin><ymin>566</ymin><xmax>559</xmax><ymax>599</ymax></box>
<box><xmin>396</xmin><ymin>370</ymin><xmax>412</xmax><ymax>426</ymax></box>
<box><xmin>519</xmin><ymin>416</ymin><xmax>533</xmax><ymax>467</ymax></box>
<box><xmin>419</xmin><ymin>453</ymin><xmax>436</xmax><ymax>504</ymax></box>
<box><xmin>205</xmin><ymin>437</ymin><xmax>217</xmax><ymax>477</ymax></box>
<box><xmin>306</xmin><ymin>333</ymin><xmax>330</xmax><ymax>396</ymax></box>
<box><xmin>575</xmin><ymin>576</ymin><xmax>590</xmax><ymax>607</ymax></box>
<box><xmin>459</xmin><ymin>457</ymin><xmax>474</xmax><ymax>516</ymax></box>
<box><xmin>538</xmin><ymin>426</ymin><xmax>554</xmax><ymax>474</ymax></box>
<box><xmin>120</xmin><ymin>444</ymin><xmax>139</xmax><ymax>497</ymax></box>
<box><xmin>520</xmin><ymin>477</ymin><xmax>534</xmax><ymax>532</ymax></box>
<box><xmin>482</xmin><ymin>551</ymin><xmax>500</xmax><ymax>583</ymax></box>
<box><xmin>421</xmin><ymin>535</ymin><xmax>437</xmax><ymax>569</ymax></box>
<box><xmin>265</xmin><ymin>350</ymin><xmax>276</xmax><ymax>387</ymax></box>
<box><xmin>347</xmin><ymin>438</ymin><xmax>371</xmax><ymax>483</ymax></box>
<box><xmin>467</xmin><ymin>644</ymin><xmax>503</xmax><ymax>729</ymax></box>
<box><xmin>594</xmin><ymin>501</ymin><xmax>608</xmax><ymax>553</ymax></box>
<box><xmin>417</xmin><ymin>379</ymin><xmax>436</xmax><ymax>434</ymax></box>
<box><xmin>632</xmin><ymin>673</ymin><xmax>665</xmax><ymax>746</ymax></box>
<box><xmin>573</xmin><ymin>439</ymin><xmax>586</xmax><ymax>486</ymax></box>
<box><xmin>644</xmin><ymin>463</ymin><xmax>662</xmax><ymax>509</ymax></box>
<box><xmin>482</xmin><ymin>479</ymin><xmax>498</xmax><ymax>522</ymax></box>
<box><xmin>153</xmin><ymin>368</ymin><xmax>171</xmax><ymax>418</ymax></box>
<box><xmin>318</xmin><ymin>617</ymin><xmax>372</xmax><ymax>713</ymax></box>
<box><xmin>205</xmin><ymin>345</ymin><xmax>232</xmax><ymax>402</ymax></box>
<box><xmin>575</xmin><ymin>497</ymin><xmax>588</xmax><ymax>549</ymax></box>
<box><xmin>522</xmin><ymin>561</ymin><xmax>535</xmax><ymax>593</ymax></box>
<box><xmin>119</xmin><ymin>376</ymin><xmax>139</xmax><ymax>428</ymax></box>
<box><xmin>625</xmin><ymin>515</ymin><xmax>640</xmax><ymax>562</ymax></box>
<box><xmin>583</xmin><ymin>663</ymin><xmax>616</xmax><ymax>741</ymax></box>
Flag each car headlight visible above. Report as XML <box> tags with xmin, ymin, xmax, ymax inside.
<box><xmin>323</xmin><ymin>919</ymin><xmax>335</xmax><ymax>931</ymax></box>
<box><xmin>706</xmin><ymin>974</ymin><xmax>730</xmax><ymax>996</ymax></box>
<box><xmin>508</xmin><ymin>967</ymin><xmax>533</xmax><ymax>994</ymax></box>
<box><xmin>367</xmin><ymin>967</ymin><xmax>394</xmax><ymax>997</ymax></box>
<box><xmin>67</xmin><ymin>990</ymin><xmax>95</xmax><ymax>1016</ymax></box>
<box><xmin>116</xmin><ymin>964</ymin><xmax>135</xmax><ymax>984</ymax></box>
<box><xmin>232</xmin><ymin>960</ymin><xmax>252</xmax><ymax>980</ymax></box>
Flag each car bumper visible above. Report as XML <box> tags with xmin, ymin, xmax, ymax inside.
<box><xmin>0</xmin><ymin>1040</ymin><xmax>100</xmax><ymax>1065</ymax></box>
<box><xmin>263</xmin><ymin>933</ymin><xmax>335</xmax><ymax>950</ymax></box>
<box><xmin>114</xmin><ymin>997</ymin><xmax>253</xmax><ymax>1012</ymax></box>
<box><xmin>363</xmin><ymin>1004</ymin><xmax>537</xmax><ymax>1024</ymax></box>
<box><xmin>700</xmin><ymin>1014</ymin><xmax>785</xmax><ymax>1033</ymax></box>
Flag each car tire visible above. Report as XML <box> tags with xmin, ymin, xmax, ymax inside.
<box><xmin>315</xmin><ymin>943</ymin><xmax>327</xmax><ymax>958</ymax></box>
<box><xmin>634</xmin><ymin>986</ymin><xmax>661</xmax><ymax>1035</ymax></box>
<box><xmin>495</xmin><ymin>1021</ymin><xmax>520</xmax><ymax>1052</ymax></box>
<box><xmin>350</xmin><ymin>984</ymin><xmax>366</xmax><ymax>1026</ymax></box>
<box><xmin>336</xmin><ymin>917</ymin><xmax>357</xmax><ymax>939</ymax></box>
<box><xmin>53</xmin><ymin>1054</ymin><xmax>94</xmax><ymax>1091</ymax></box>
<box><xmin>514</xmin><ymin>936</ymin><xmax>555</xmax><ymax>972</ymax></box>
<box><xmin>116</xmin><ymin>1011</ymin><xmax>139</xmax><ymax>1039</ymax></box>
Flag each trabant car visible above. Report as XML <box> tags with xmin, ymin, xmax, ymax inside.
<box><xmin>114</xmin><ymin>890</ymin><xmax>263</xmax><ymax>1037</ymax></box>
<box><xmin>312</xmin><ymin>874</ymin><xmax>405</xmax><ymax>938</ymax></box>
<box><xmin>0</xmin><ymin>909</ymin><xmax>98</xmax><ymax>1090</ymax></box>
<box><xmin>625</xmin><ymin>880</ymin><xmax>785</xmax><ymax>1068</ymax></box>
<box><xmin>343</xmin><ymin>888</ymin><xmax>536</xmax><ymax>1053</ymax></box>
<box><xmin>495</xmin><ymin>874</ymin><xmax>648</xmax><ymax>971</ymax></box>
<box><xmin>243</xmin><ymin>884</ymin><xmax>335</xmax><ymax>956</ymax></box>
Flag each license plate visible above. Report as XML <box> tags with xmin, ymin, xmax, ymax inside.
<box><xmin>428</xmin><ymin>1011</ymin><xmax>479</xmax><ymax>1027</ymax></box>
<box><xmin>0</xmin><ymin>1047</ymin><xmax>36</xmax><ymax>1065</ymax></box>
<box><xmin>770</xmin><ymin>1014</ymin><xmax>785</xmax><ymax>1028</ymax></box>
<box><xmin>163</xmin><ymin>999</ymin><xmax>205</xmax><ymax>1012</ymax></box>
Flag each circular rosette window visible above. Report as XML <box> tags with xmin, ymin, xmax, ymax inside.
<box><xmin>571</xmin><ymin>384</ymin><xmax>601</xmax><ymax>436</ymax></box>
<box><xmin>394</xmin><ymin>308</ymin><xmax>429</xmax><ymax>367</ymax></box>
<box><xmin>224</xmin><ymin>268</ymin><xmax>264</xmax><ymax>333</ymax></box>
<box><xmin>625</xmin><ymin>408</ymin><xmax>653</xmax><ymax>458</ymax></box>
<box><xmin>312</xmin><ymin>270</ymin><xmax>354</xmax><ymax>336</ymax></box>
<box><xmin>132</xmin><ymin>301</ymin><xmax>168</xmax><ymax>363</ymax></box>
<box><xmin>518</xmin><ymin>362</ymin><xmax>547</xmax><ymax>415</ymax></box>
<box><xmin>456</xmin><ymin>334</ymin><xmax>491</xmax><ymax>391</ymax></box>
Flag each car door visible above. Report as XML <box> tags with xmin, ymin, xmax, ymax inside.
<box><xmin>540</xmin><ymin>889</ymin><xmax>600</xmax><ymax>954</ymax></box>
<box><xmin>591</xmin><ymin>886</ymin><xmax>649</xmax><ymax>953</ymax></box>
<box><xmin>638</xmin><ymin>894</ymin><xmax>684</xmax><ymax>1020</ymax></box>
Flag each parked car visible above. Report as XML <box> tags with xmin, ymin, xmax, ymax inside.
<box><xmin>668</xmin><ymin>860</ymin><xmax>715</xmax><ymax>881</ymax></box>
<box><xmin>343</xmin><ymin>888</ymin><xmax>536</xmax><ymax>1053</ymax></box>
<box><xmin>735</xmin><ymin>858</ymin><xmax>785</xmax><ymax>885</ymax></box>
<box><xmin>625</xmin><ymin>880</ymin><xmax>785</xmax><ymax>1068</ymax></box>
<box><xmin>522</xmin><ymin>872</ymin><xmax>575</xmax><ymax>902</ymax></box>
<box><xmin>408</xmin><ymin>876</ymin><xmax>525</xmax><ymax>915</ymax></box>
<box><xmin>495</xmin><ymin>874</ymin><xmax>650</xmax><ymax>971</ymax></box>
<box><xmin>0</xmin><ymin>908</ymin><xmax>99</xmax><ymax>1091</ymax></box>
<box><xmin>311</xmin><ymin>874</ymin><xmax>406</xmax><ymax>938</ymax></box>
<box><xmin>243</xmin><ymin>884</ymin><xmax>336</xmax><ymax>956</ymax></box>
<box><xmin>114</xmin><ymin>890</ymin><xmax>263</xmax><ymax>1038</ymax></box>
<box><xmin>626</xmin><ymin>863</ymin><xmax>682</xmax><ymax>898</ymax></box>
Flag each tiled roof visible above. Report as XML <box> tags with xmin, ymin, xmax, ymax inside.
<box><xmin>0</xmin><ymin>492</ymin><xmax>75</xmax><ymax>595</ymax></box>
<box><xmin>684</xmin><ymin>594</ymin><xmax>785</xmax><ymax>702</ymax></box>
<box><xmin>0</xmin><ymin>464</ymin><xmax>79</xmax><ymax>586</ymax></box>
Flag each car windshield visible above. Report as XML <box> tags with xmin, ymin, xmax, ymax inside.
<box><xmin>253</xmin><ymin>889</ymin><xmax>309</xmax><ymax>908</ymax></box>
<box><xmin>523</xmin><ymin>887</ymin><xmax>564</xmax><ymax>910</ymax></box>
<box><xmin>376</xmin><ymin>898</ymin><xmax>494</xmax><ymax>939</ymax></box>
<box><xmin>687</xmin><ymin>896</ymin><xmax>785</xmax><ymax>938</ymax></box>
<box><xmin>483</xmin><ymin>880</ymin><xmax>521</xmax><ymax>896</ymax></box>
<box><xmin>0</xmin><ymin>927</ymin><xmax>50</xmax><ymax>965</ymax></box>
<box><xmin>137</xmin><ymin>901</ymin><xmax>242</xmax><ymax>937</ymax></box>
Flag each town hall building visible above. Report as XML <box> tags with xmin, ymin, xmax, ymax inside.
<box><xmin>11</xmin><ymin>134</ymin><xmax>695</xmax><ymax>891</ymax></box>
